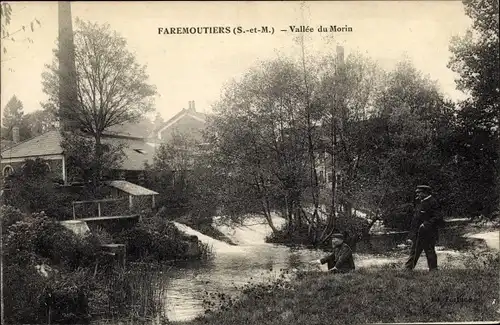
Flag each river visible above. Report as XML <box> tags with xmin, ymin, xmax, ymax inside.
<box><xmin>152</xmin><ymin>215</ymin><xmax>475</xmax><ymax>322</ymax></box>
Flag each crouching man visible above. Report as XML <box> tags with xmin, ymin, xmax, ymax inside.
<box><xmin>313</xmin><ymin>233</ymin><xmax>355</xmax><ymax>273</ymax></box>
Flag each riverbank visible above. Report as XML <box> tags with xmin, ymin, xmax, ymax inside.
<box><xmin>176</xmin><ymin>261</ymin><xmax>498</xmax><ymax>325</ymax></box>
<box><xmin>170</xmin><ymin>227</ymin><xmax>499</xmax><ymax>325</ymax></box>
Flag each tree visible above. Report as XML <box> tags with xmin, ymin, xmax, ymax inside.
<box><xmin>312</xmin><ymin>50</ymin><xmax>383</xmax><ymax>239</ymax></box>
<box><xmin>448</xmin><ymin>0</ymin><xmax>499</xmax><ymax>217</ymax></box>
<box><xmin>1</xmin><ymin>2</ymin><xmax>41</xmax><ymax>62</ymax></box>
<box><xmin>61</xmin><ymin>132</ymin><xmax>125</xmax><ymax>188</ymax></box>
<box><xmin>1</xmin><ymin>95</ymin><xmax>32</xmax><ymax>141</ymax></box>
<box><xmin>145</xmin><ymin>131</ymin><xmax>200</xmax><ymax>216</ymax></box>
<box><xmin>353</xmin><ymin>60</ymin><xmax>457</xmax><ymax>229</ymax></box>
<box><xmin>24</xmin><ymin>109</ymin><xmax>58</xmax><ymax>137</ymax></box>
<box><xmin>41</xmin><ymin>19</ymin><xmax>157</xmax><ymax>187</ymax></box>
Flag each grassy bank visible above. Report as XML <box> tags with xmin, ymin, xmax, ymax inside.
<box><xmin>178</xmin><ymin>259</ymin><xmax>499</xmax><ymax>325</ymax></box>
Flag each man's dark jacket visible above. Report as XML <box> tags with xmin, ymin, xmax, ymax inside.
<box><xmin>408</xmin><ymin>195</ymin><xmax>444</xmax><ymax>242</ymax></box>
<box><xmin>320</xmin><ymin>243</ymin><xmax>355</xmax><ymax>272</ymax></box>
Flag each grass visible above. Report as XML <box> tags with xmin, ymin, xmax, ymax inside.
<box><xmin>175</xmin><ymin>260</ymin><xmax>499</xmax><ymax>325</ymax></box>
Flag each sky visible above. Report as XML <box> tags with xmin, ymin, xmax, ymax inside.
<box><xmin>1</xmin><ymin>1</ymin><xmax>472</xmax><ymax>122</ymax></box>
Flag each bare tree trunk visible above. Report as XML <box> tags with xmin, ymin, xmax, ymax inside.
<box><xmin>298</xmin><ymin>27</ymin><xmax>321</xmax><ymax>237</ymax></box>
<box><xmin>93</xmin><ymin>133</ymin><xmax>102</xmax><ymax>195</ymax></box>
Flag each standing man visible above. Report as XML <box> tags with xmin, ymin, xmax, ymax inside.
<box><xmin>405</xmin><ymin>185</ymin><xmax>444</xmax><ymax>271</ymax></box>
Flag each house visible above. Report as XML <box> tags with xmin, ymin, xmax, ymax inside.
<box><xmin>0</xmin><ymin>127</ymin><xmax>156</xmax><ymax>184</ymax></box>
<box><xmin>152</xmin><ymin>100</ymin><xmax>208</xmax><ymax>144</ymax></box>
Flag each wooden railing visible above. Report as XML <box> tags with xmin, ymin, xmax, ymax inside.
<box><xmin>72</xmin><ymin>198</ymin><xmax>129</xmax><ymax>219</ymax></box>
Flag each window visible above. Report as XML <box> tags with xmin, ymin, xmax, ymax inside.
<box><xmin>3</xmin><ymin>165</ymin><xmax>14</xmax><ymax>177</ymax></box>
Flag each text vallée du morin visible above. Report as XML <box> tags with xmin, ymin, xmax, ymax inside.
<box><xmin>157</xmin><ymin>25</ymin><xmax>353</xmax><ymax>35</ymax></box>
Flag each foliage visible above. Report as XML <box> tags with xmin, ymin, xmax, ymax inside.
<box><xmin>41</xmin><ymin>18</ymin><xmax>156</xmax><ymax>187</ymax></box>
<box><xmin>24</xmin><ymin>109</ymin><xmax>59</xmax><ymax>137</ymax></box>
<box><xmin>4</xmin><ymin>158</ymin><xmax>78</xmax><ymax>218</ymax></box>
<box><xmin>1</xmin><ymin>95</ymin><xmax>32</xmax><ymax>141</ymax></box>
<box><xmin>61</xmin><ymin>130</ymin><xmax>126</xmax><ymax>187</ymax></box>
<box><xmin>2</xmin><ymin>213</ymin><xmax>96</xmax><ymax>324</ymax></box>
<box><xmin>42</xmin><ymin>18</ymin><xmax>157</xmax><ymax>130</ymax></box>
<box><xmin>447</xmin><ymin>0</ymin><xmax>499</xmax><ymax>218</ymax></box>
<box><xmin>116</xmin><ymin>215</ymin><xmax>212</xmax><ymax>262</ymax></box>
<box><xmin>3</xmin><ymin>262</ymin><xmax>51</xmax><ymax>324</ymax></box>
<box><xmin>3</xmin><ymin>212</ymin><xmax>99</xmax><ymax>269</ymax></box>
<box><xmin>204</xmin><ymin>51</ymin><xmax>456</xmax><ymax>243</ymax></box>
<box><xmin>350</xmin><ymin>60</ymin><xmax>457</xmax><ymax>229</ymax></box>
<box><xmin>0</xmin><ymin>205</ymin><xmax>26</xmax><ymax>233</ymax></box>
<box><xmin>90</xmin><ymin>265</ymin><xmax>168</xmax><ymax>322</ymax></box>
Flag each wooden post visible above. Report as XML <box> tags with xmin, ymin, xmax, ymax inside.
<box><xmin>152</xmin><ymin>194</ymin><xmax>155</xmax><ymax>208</ymax></box>
<box><xmin>97</xmin><ymin>202</ymin><xmax>101</xmax><ymax>217</ymax></box>
<box><xmin>129</xmin><ymin>195</ymin><xmax>133</xmax><ymax>210</ymax></box>
<box><xmin>72</xmin><ymin>202</ymin><xmax>76</xmax><ymax>219</ymax></box>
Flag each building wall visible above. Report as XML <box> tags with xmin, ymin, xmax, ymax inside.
<box><xmin>1</xmin><ymin>157</ymin><xmax>64</xmax><ymax>181</ymax></box>
<box><xmin>159</xmin><ymin>115</ymin><xmax>206</xmax><ymax>143</ymax></box>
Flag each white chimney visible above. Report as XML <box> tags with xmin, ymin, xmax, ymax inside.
<box><xmin>188</xmin><ymin>100</ymin><xmax>196</xmax><ymax>112</ymax></box>
<box><xmin>12</xmin><ymin>126</ymin><xmax>20</xmax><ymax>144</ymax></box>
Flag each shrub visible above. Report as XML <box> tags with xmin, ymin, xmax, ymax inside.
<box><xmin>42</xmin><ymin>269</ymin><xmax>92</xmax><ymax>324</ymax></box>
<box><xmin>89</xmin><ymin>225</ymin><xmax>115</xmax><ymax>245</ymax></box>
<box><xmin>4</xmin><ymin>212</ymin><xmax>99</xmax><ymax>269</ymax></box>
<box><xmin>116</xmin><ymin>215</ymin><xmax>211</xmax><ymax>262</ymax></box>
<box><xmin>0</xmin><ymin>205</ymin><xmax>26</xmax><ymax>233</ymax></box>
<box><xmin>3</xmin><ymin>263</ymin><xmax>48</xmax><ymax>324</ymax></box>
<box><xmin>266</xmin><ymin>214</ymin><xmax>370</xmax><ymax>249</ymax></box>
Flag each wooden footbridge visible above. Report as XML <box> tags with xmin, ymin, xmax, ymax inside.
<box><xmin>71</xmin><ymin>198</ymin><xmax>140</xmax><ymax>222</ymax></box>
<box><xmin>68</xmin><ymin>180</ymin><xmax>159</xmax><ymax>223</ymax></box>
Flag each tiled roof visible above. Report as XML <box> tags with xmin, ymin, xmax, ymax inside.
<box><xmin>102</xmin><ymin>136</ymin><xmax>155</xmax><ymax>171</ymax></box>
<box><xmin>0</xmin><ymin>131</ymin><xmax>63</xmax><ymax>158</ymax></box>
<box><xmin>0</xmin><ymin>140</ymin><xmax>15</xmax><ymax>151</ymax></box>
<box><xmin>0</xmin><ymin>130</ymin><xmax>156</xmax><ymax>171</ymax></box>
<box><xmin>105</xmin><ymin>180</ymin><xmax>158</xmax><ymax>196</ymax></box>
<box><xmin>105</xmin><ymin>118</ymin><xmax>154</xmax><ymax>139</ymax></box>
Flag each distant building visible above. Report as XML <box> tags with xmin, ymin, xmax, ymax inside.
<box><xmin>0</xmin><ymin>102</ymin><xmax>209</xmax><ymax>184</ymax></box>
<box><xmin>152</xmin><ymin>100</ymin><xmax>208</xmax><ymax>144</ymax></box>
<box><xmin>0</xmin><ymin>127</ymin><xmax>155</xmax><ymax>184</ymax></box>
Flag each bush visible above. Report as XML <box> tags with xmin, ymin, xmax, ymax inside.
<box><xmin>116</xmin><ymin>214</ymin><xmax>211</xmax><ymax>262</ymax></box>
<box><xmin>0</xmin><ymin>205</ymin><xmax>26</xmax><ymax>233</ymax></box>
<box><xmin>35</xmin><ymin>220</ymin><xmax>99</xmax><ymax>269</ymax></box>
<box><xmin>266</xmin><ymin>214</ymin><xmax>370</xmax><ymax>249</ymax></box>
<box><xmin>4</xmin><ymin>212</ymin><xmax>99</xmax><ymax>269</ymax></box>
<box><xmin>3</xmin><ymin>263</ymin><xmax>48</xmax><ymax>324</ymax></box>
<box><xmin>42</xmin><ymin>269</ymin><xmax>92</xmax><ymax>324</ymax></box>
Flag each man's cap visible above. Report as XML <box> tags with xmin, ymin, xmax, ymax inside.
<box><xmin>416</xmin><ymin>185</ymin><xmax>431</xmax><ymax>191</ymax></box>
<box><xmin>331</xmin><ymin>233</ymin><xmax>344</xmax><ymax>240</ymax></box>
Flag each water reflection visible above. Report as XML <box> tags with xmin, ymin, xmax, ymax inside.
<box><xmin>162</xmin><ymin>243</ymin><xmax>326</xmax><ymax>322</ymax></box>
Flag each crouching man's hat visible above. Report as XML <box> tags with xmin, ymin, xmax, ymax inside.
<box><xmin>416</xmin><ymin>185</ymin><xmax>431</xmax><ymax>192</ymax></box>
<box><xmin>332</xmin><ymin>233</ymin><xmax>344</xmax><ymax>240</ymax></box>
